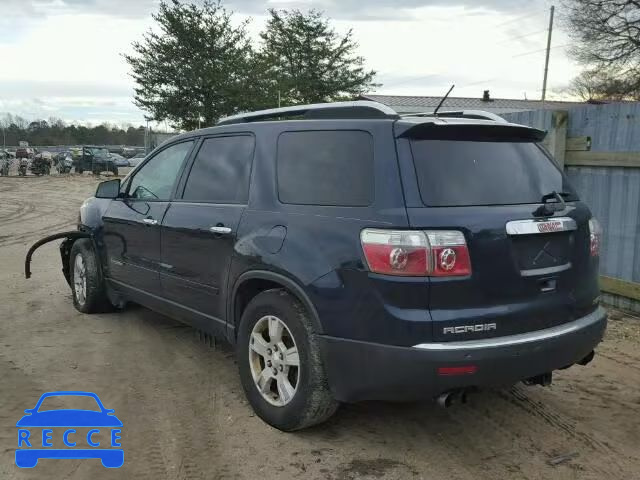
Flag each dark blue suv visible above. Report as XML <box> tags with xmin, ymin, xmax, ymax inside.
<box><xmin>26</xmin><ymin>101</ymin><xmax>607</xmax><ymax>431</ymax></box>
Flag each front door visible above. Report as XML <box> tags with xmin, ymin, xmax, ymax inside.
<box><xmin>160</xmin><ymin>134</ymin><xmax>255</xmax><ymax>327</ymax></box>
<box><xmin>103</xmin><ymin>140</ymin><xmax>195</xmax><ymax>296</ymax></box>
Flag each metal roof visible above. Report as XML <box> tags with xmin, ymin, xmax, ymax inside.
<box><xmin>359</xmin><ymin>94</ymin><xmax>586</xmax><ymax>114</ymax></box>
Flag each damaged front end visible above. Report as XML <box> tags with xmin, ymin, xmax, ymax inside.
<box><xmin>25</xmin><ymin>231</ymin><xmax>92</xmax><ymax>285</ymax></box>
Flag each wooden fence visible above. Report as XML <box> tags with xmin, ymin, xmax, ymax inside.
<box><xmin>503</xmin><ymin>103</ymin><xmax>640</xmax><ymax>312</ymax></box>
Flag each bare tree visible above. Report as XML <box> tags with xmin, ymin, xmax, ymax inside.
<box><xmin>563</xmin><ymin>0</ymin><xmax>640</xmax><ymax>98</ymax></box>
<box><xmin>565</xmin><ymin>68</ymin><xmax>640</xmax><ymax>101</ymax></box>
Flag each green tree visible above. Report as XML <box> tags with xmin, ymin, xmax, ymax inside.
<box><xmin>258</xmin><ymin>9</ymin><xmax>378</xmax><ymax>106</ymax></box>
<box><xmin>124</xmin><ymin>0</ymin><xmax>258</xmax><ymax>129</ymax></box>
<box><xmin>563</xmin><ymin>0</ymin><xmax>640</xmax><ymax>99</ymax></box>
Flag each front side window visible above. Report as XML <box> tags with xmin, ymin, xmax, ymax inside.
<box><xmin>128</xmin><ymin>141</ymin><xmax>193</xmax><ymax>201</ymax></box>
<box><xmin>277</xmin><ymin>130</ymin><xmax>374</xmax><ymax>206</ymax></box>
<box><xmin>182</xmin><ymin>135</ymin><xmax>255</xmax><ymax>203</ymax></box>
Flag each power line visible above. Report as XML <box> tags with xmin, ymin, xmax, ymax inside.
<box><xmin>495</xmin><ymin>29</ymin><xmax>547</xmax><ymax>45</ymax></box>
<box><xmin>382</xmin><ymin>22</ymin><xmax>560</xmax><ymax>89</ymax></box>
<box><xmin>381</xmin><ymin>42</ymin><xmax>571</xmax><ymax>91</ymax></box>
<box><xmin>377</xmin><ymin>74</ymin><xmax>443</xmax><ymax>89</ymax></box>
<box><xmin>492</xmin><ymin>9</ymin><xmax>547</xmax><ymax>28</ymax></box>
<box><xmin>511</xmin><ymin>43</ymin><xmax>570</xmax><ymax>59</ymax></box>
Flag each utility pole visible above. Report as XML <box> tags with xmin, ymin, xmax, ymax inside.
<box><xmin>145</xmin><ymin>118</ymin><xmax>150</xmax><ymax>154</ymax></box>
<box><xmin>541</xmin><ymin>5</ymin><xmax>555</xmax><ymax>108</ymax></box>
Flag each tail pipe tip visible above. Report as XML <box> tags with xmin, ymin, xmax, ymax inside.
<box><xmin>436</xmin><ymin>390</ymin><xmax>469</xmax><ymax>408</ymax></box>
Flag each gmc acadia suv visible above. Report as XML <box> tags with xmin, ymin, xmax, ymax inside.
<box><xmin>26</xmin><ymin>101</ymin><xmax>607</xmax><ymax>431</ymax></box>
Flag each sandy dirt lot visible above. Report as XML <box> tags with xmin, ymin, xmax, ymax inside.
<box><xmin>1</xmin><ymin>175</ymin><xmax>639</xmax><ymax>480</ymax></box>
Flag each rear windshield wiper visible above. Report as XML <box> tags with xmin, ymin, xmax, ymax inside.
<box><xmin>533</xmin><ymin>191</ymin><xmax>567</xmax><ymax>217</ymax></box>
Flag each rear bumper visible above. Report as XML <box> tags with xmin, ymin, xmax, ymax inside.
<box><xmin>318</xmin><ymin>306</ymin><xmax>607</xmax><ymax>402</ymax></box>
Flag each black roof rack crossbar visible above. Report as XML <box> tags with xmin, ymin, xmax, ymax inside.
<box><xmin>217</xmin><ymin>101</ymin><xmax>400</xmax><ymax>125</ymax></box>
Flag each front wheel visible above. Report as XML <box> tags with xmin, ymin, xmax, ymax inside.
<box><xmin>237</xmin><ymin>289</ymin><xmax>338</xmax><ymax>431</ymax></box>
<box><xmin>69</xmin><ymin>239</ymin><xmax>111</xmax><ymax>313</ymax></box>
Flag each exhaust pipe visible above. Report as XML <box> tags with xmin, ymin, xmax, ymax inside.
<box><xmin>436</xmin><ymin>390</ymin><xmax>470</xmax><ymax>408</ymax></box>
<box><xmin>437</xmin><ymin>392</ymin><xmax>453</xmax><ymax>408</ymax></box>
<box><xmin>578</xmin><ymin>350</ymin><xmax>595</xmax><ymax>366</ymax></box>
<box><xmin>524</xmin><ymin>372</ymin><xmax>553</xmax><ymax>387</ymax></box>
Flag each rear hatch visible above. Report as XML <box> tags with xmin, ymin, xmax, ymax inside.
<box><xmin>395</xmin><ymin>120</ymin><xmax>600</xmax><ymax>342</ymax></box>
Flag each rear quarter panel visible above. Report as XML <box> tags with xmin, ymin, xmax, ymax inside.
<box><xmin>228</xmin><ymin>120</ymin><xmax>432</xmax><ymax>345</ymax></box>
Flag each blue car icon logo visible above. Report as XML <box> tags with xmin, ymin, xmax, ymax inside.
<box><xmin>15</xmin><ymin>391</ymin><xmax>123</xmax><ymax>468</ymax></box>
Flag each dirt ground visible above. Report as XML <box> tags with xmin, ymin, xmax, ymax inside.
<box><xmin>1</xmin><ymin>175</ymin><xmax>639</xmax><ymax>480</ymax></box>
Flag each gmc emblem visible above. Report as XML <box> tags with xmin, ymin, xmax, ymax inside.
<box><xmin>537</xmin><ymin>221</ymin><xmax>563</xmax><ymax>233</ymax></box>
<box><xmin>443</xmin><ymin>323</ymin><xmax>497</xmax><ymax>335</ymax></box>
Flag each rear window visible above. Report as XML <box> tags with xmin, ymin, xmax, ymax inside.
<box><xmin>182</xmin><ymin>135</ymin><xmax>254</xmax><ymax>204</ymax></box>
<box><xmin>277</xmin><ymin>130</ymin><xmax>374</xmax><ymax>206</ymax></box>
<box><xmin>409</xmin><ymin>140</ymin><xmax>578</xmax><ymax>207</ymax></box>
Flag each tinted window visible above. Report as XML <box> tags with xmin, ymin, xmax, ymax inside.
<box><xmin>128</xmin><ymin>141</ymin><xmax>193</xmax><ymax>200</ymax></box>
<box><xmin>277</xmin><ymin>131</ymin><xmax>374</xmax><ymax>206</ymax></box>
<box><xmin>182</xmin><ymin>136</ymin><xmax>254</xmax><ymax>203</ymax></box>
<box><xmin>410</xmin><ymin>140</ymin><xmax>578</xmax><ymax>207</ymax></box>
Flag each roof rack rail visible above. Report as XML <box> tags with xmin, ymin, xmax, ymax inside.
<box><xmin>217</xmin><ymin>101</ymin><xmax>399</xmax><ymax>125</ymax></box>
<box><xmin>403</xmin><ymin>110</ymin><xmax>507</xmax><ymax>123</ymax></box>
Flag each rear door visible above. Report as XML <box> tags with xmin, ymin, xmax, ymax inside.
<box><xmin>396</xmin><ymin>123</ymin><xmax>600</xmax><ymax>342</ymax></box>
<box><xmin>160</xmin><ymin>134</ymin><xmax>255</xmax><ymax>329</ymax></box>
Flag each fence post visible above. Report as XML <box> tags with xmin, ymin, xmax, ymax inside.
<box><xmin>547</xmin><ymin>110</ymin><xmax>568</xmax><ymax>169</ymax></box>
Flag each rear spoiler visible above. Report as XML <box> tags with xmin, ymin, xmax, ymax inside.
<box><xmin>396</xmin><ymin>122</ymin><xmax>547</xmax><ymax>143</ymax></box>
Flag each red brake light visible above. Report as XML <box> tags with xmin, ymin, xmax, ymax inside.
<box><xmin>360</xmin><ymin>229</ymin><xmax>471</xmax><ymax>277</ymax></box>
<box><xmin>426</xmin><ymin>231</ymin><xmax>472</xmax><ymax>277</ymax></box>
<box><xmin>360</xmin><ymin>230</ymin><xmax>429</xmax><ymax>276</ymax></box>
<box><xmin>438</xmin><ymin>365</ymin><xmax>478</xmax><ymax>376</ymax></box>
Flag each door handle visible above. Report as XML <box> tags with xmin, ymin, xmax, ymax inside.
<box><xmin>143</xmin><ymin>218</ymin><xmax>158</xmax><ymax>226</ymax></box>
<box><xmin>209</xmin><ymin>226</ymin><xmax>232</xmax><ymax>235</ymax></box>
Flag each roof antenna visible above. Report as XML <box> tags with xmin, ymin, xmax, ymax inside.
<box><xmin>433</xmin><ymin>84</ymin><xmax>455</xmax><ymax>116</ymax></box>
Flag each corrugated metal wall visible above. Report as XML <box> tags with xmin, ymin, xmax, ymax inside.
<box><xmin>566</xmin><ymin>103</ymin><xmax>640</xmax><ymax>151</ymax></box>
<box><xmin>502</xmin><ymin>110</ymin><xmax>553</xmax><ymax>131</ymax></box>
<box><xmin>503</xmin><ymin>104</ymin><xmax>640</xmax><ymax>312</ymax></box>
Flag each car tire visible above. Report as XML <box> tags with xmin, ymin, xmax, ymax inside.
<box><xmin>237</xmin><ymin>289</ymin><xmax>339</xmax><ymax>431</ymax></box>
<box><xmin>69</xmin><ymin>239</ymin><xmax>111</xmax><ymax>314</ymax></box>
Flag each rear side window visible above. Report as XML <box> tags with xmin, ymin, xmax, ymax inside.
<box><xmin>182</xmin><ymin>135</ymin><xmax>254</xmax><ymax>203</ymax></box>
<box><xmin>409</xmin><ymin>140</ymin><xmax>578</xmax><ymax>206</ymax></box>
<box><xmin>277</xmin><ymin>130</ymin><xmax>374</xmax><ymax>206</ymax></box>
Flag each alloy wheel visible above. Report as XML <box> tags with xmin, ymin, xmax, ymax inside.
<box><xmin>73</xmin><ymin>254</ymin><xmax>87</xmax><ymax>305</ymax></box>
<box><xmin>248</xmin><ymin>315</ymin><xmax>300</xmax><ymax>406</ymax></box>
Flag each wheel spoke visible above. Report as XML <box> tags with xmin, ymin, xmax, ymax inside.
<box><xmin>250</xmin><ymin>332</ymin><xmax>270</xmax><ymax>358</ymax></box>
<box><xmin>283</xmin><ymin>346</ymin><xmax>299</xmax><ymax>366</ymax></box>
<box><xmin>256</xmin><ymin>368</ymin><xmax>273</xmax><ymax>393</ymax></box>
<box><xmin>73</xmin><ymin>254</ymin><xmax>87</xmax><ymax>303</ymax></box>
<box><xmin>268</xmin><ymin>317</ymin><xmax>284</xmax><ymax>343</ymax></box>
<box><xmin>276</xmin><ymin>376</ymin><xmax>296</xmax><ymax>403</ymax></box>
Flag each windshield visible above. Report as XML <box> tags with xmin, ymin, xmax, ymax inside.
<box><xmin>409</xmin><ymin>140</ymin><xmax>579</xmax><ymax>207</ymax></box>
<box><xmin>37</xmin><ymin>395</ymin><xmax>101</xmax><ymax>412</ymax></box>
<box><xmin>86</xmin><ymin>147</ymin><xmax>109</xmax><ymax>157</ymax></box>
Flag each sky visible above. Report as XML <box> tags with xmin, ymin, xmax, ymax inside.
<box><xmin>0</xmin><ymin>0</ymin><xmax>581</xmax><ymax>126</ymax></box>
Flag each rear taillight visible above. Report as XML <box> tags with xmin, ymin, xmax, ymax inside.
<box><xmin>425</xmin><ymin>231</ymin><xmax>471</xmax><ymax>277</ymax></box>
<box><xmin>588</xmin><ymin>218</ymin><xmax>602</xmax><ymax>257</ymax></box>
<box><xmin>360</xmin><ymin>229</ymin><xmax>471</xmax><ymax>277</ymax></box>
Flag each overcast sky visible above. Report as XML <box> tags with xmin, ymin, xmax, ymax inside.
<box><xmin>0</xmin><ymin>0</ymin><xmax>580</xmax><ymax>126</ymax></box>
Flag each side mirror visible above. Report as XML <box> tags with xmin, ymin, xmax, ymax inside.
<box><xmin>95</xmin><ymin>179</ymin><xmax>121</xmax><ymax>199</ymax></box>
<box><xmin>24</xmin><ymin>409</ymin><xmax>33</xmax><ymax>414</ymax></box>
